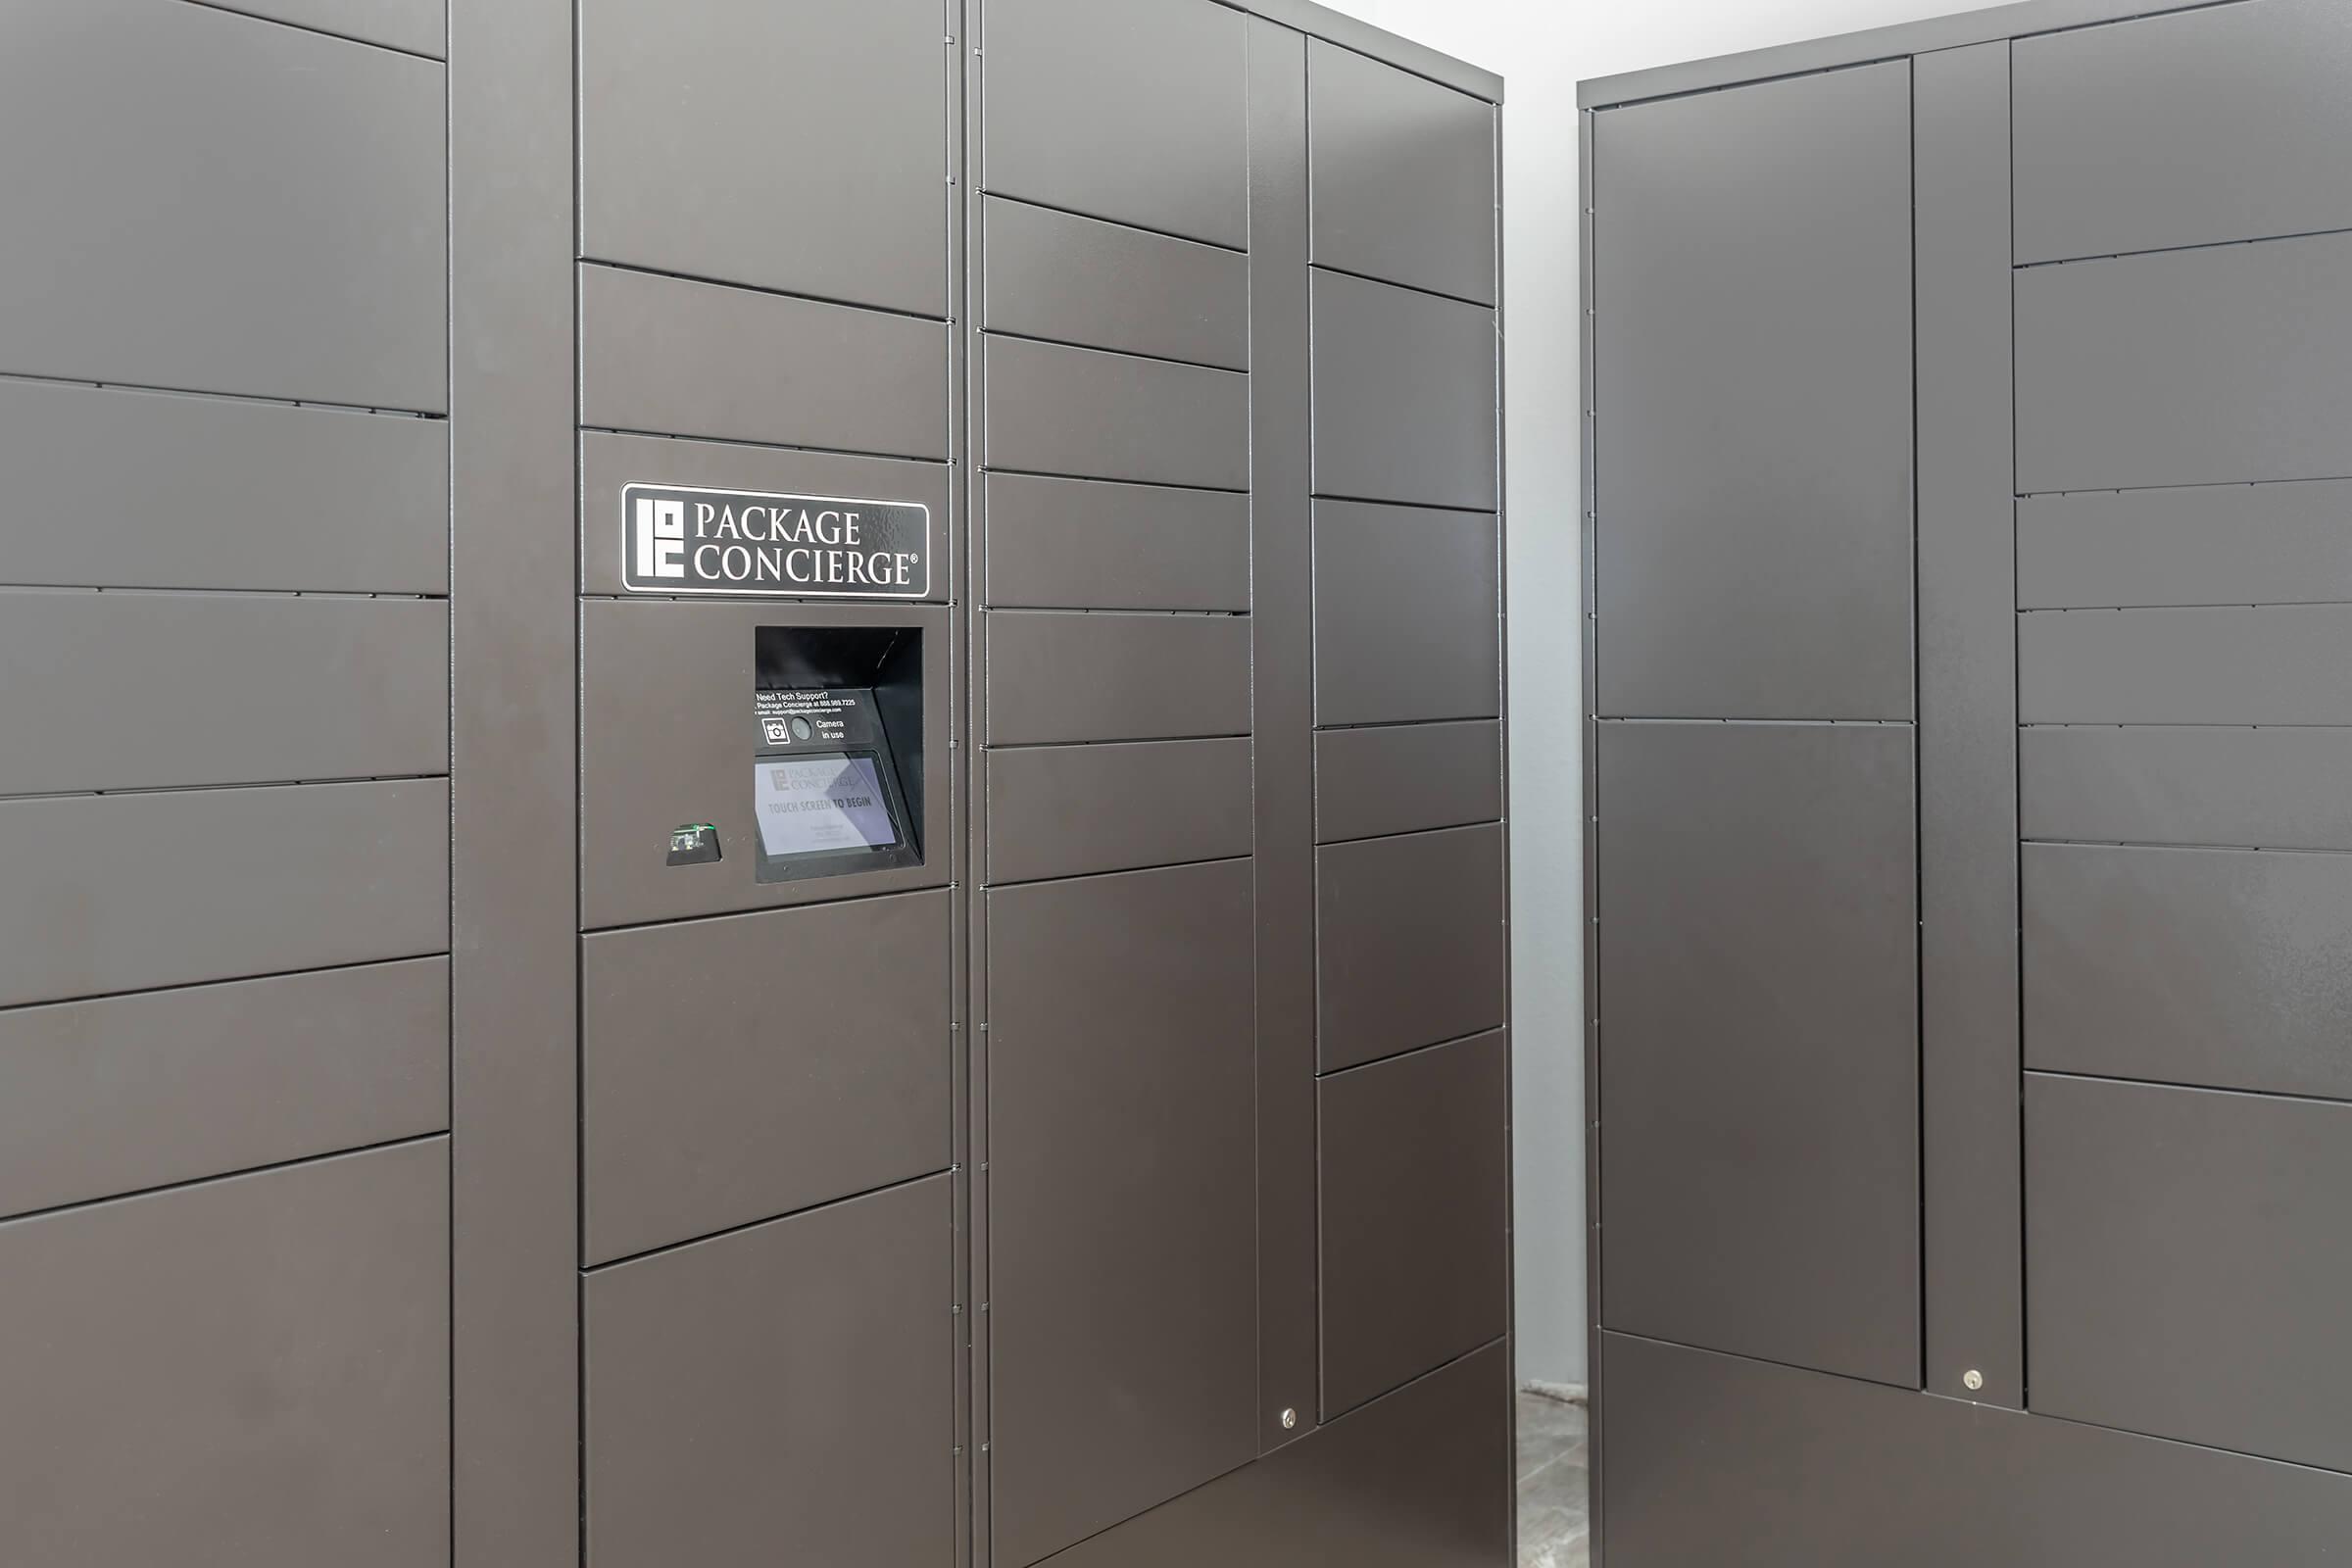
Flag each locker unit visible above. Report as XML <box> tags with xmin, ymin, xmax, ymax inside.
<box><xmin>0</xmin><ymin>9</ymin><xmax>454</xmax><ymax>1566</ymax></box>
<box><xmin>969</xmin><ymin>6</ymin><xmax>1507</xmax><ymax>1560</ymax></box>
<box><xmin>1586</xmin><ymin>1</ymin><xmax>2352</xmax><ymax>1560</ymax></box>
<box><xmin>0</xmin><ymin>3</ymin><xmax>1504</xmax><ymax>1566</ymax></box>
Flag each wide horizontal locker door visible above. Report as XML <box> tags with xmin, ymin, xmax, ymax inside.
<box><xmin>0</xmin><ymin>780</ymin><xmax>449</xmax><ymax>1009</ymax></box>
<box><xmin>2014</xmin><ymin>0</ymin><xmax>2352</xmax><ymax>264</ymax></box>
<box><xmin>1316</xmin><ymin>720</ymin><xmax>1502</xmax><ymax>846</ymax></box>
<box><xmin>0</xmin><ymin>960</ymin><xmax>448</xmax><ymax>1222</ymax></box>
<box><xmin>983</xmin><ymin>473</ymin><xmax>1250</xmax><ymax>612</ymax></box>
<box><xmin>586</xmin><ymin>1177</ymin><xmax>955</xmax><ymax>1567</ymax></box>
<box><xmin>983</xmin><ymin>197</ymin><xmax>1250</xmax><ymax>369</ymax></box>
<box><xmin>980</xmin><ymin>0</ymin><xmax>1248</xmax><ymax>249</ymax></box>
<box><xmin>2020</xmin><ymin>604</ymin><xmax>2352</xmax><ymax>727</ymax></box>
<box><xmin>579</xmin><ymin>0</ymin><xmax>948</xmax><ymax>315</ymax></box>
<box><xmin>0</xmin><ymin>379</ymin><xmax>448</xmax><ymax>594</ymax></box>
<box><xmin>986</xmin><ymin>739</ymin><xmax>1252</xmax><ymax>886</ymax></box>
<box><xmin>984</xmin><ymin>611</ymin><xmax>1250</xmax><ymax>747</ymax></box>
<box><xmin>0</xmin><ymin>593</ymin><xmax>446</xmax><ymax>796</ymax></box>
<box><xmin>0</xmin><ymin>1143</ymin><xmax>449</xmax><ymax>1567</ymax></box>
<box><xmin>983</xmin><ymin>336</ymin><xmax>1249</xmax><ymax>491</ymax></box>
<box><xmin>2016</xmin><ymin>233</ymin><xmax>2352</xmax><ymax>494</ymax></box>
<box><xmin>579</xmin><ymin>264</ymin><xmax>949</xmax><ymax>459</ymax></box>
<box><xmin>1598</xmin><ymin>721</ymin><xmax>1919</xmax><ymax>1387</ymax></box>
<box><xmin>2022</xmin><ymin>726</ymin><xmax>2352</xmax><ymax>856</ymax></box>
<box><xmin>2025</xmin><ymin>844</ymin><xmax>2352</xmax><ymax>1102</ymax></box>
<box><xmin>1308</xmin><ymin>37</ymin><xmax>1495</xmax><ymax>305</ymax></box>
<box><xmin>581</xmin><ymin>892</ymin><xmax>951</xmax><ymax>1264</ymax></box>
<box><xmin>2029</xmin><ymin>1075</ymin><xmax>2352</xmax><ymax>1474</ymax></box>
<box><xmin>1592</xmin><ymin>61</ymin><xmax>1913</xmax><ymax>722</ymax></box>
<box><xmin>2019</xmin><ymin>480</ymin><xmax>2352</xmax><ymax>611</ymax></box>
<box><xmin>0</xmin><ymin>0</ymin><xmax>445</xmax><ymax>411</ymax></box>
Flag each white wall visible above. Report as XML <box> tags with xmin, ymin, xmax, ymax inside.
<box><xmin>1320</xmin><ymin>0</ymin><xmax>2005</xmax><ymax>1389</ymax></box>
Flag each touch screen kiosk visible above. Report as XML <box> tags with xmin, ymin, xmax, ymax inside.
<box><xmin>750</xmin><ymin>624</ymin><xmax>923</xmax><ymax>884</ymax></box>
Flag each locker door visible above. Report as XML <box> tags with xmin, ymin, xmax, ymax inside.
<box><xmin>1592</xmin><ymin>61</ymin><xmax>1921</xmax><ymax>1388</ymax></box>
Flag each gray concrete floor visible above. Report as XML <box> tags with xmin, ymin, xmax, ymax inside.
<box><xmin>1517</xmin><ymin>1390</ymin><xmax>1591</xmax><ymax>1567</ymax></box>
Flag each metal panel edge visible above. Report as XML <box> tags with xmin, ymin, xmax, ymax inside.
<box><xmin>450</xmin><ymin>0</ymin><xmax>578</xmax><ymax>1562</ymax></box>
<box><xmin>1577</xmin><ymin>100</ymin><xmax>1603</xmax><ymax>1568</ymax></box>
<box><xmin>1578</xmin><ymin>0</ymin><xmax>2237</xmax><ymax>109</ymax></box>
<box><xmin>1219</xmin><ymin>0</ymin><xmax>1501</xmax><ymax>102</ymax></box>
<box><xmin>948</xmin><ymin>13</ymin><xmax>975</xmax><ymax>1568</ymax></box>
<box><xmin>1490</xmin><ymin>76</ymin><xmax>1515</xmax><ymax>1567</ymax></box>
<box><xmin>960</xmin><ymin>6</ymin><xmax>993</xmax><ymax>1565</ymax></box>
<box><xmin>1914</xmin><ymin>39</ymin><xmax>2022</xmax><ymax>1410</ymax></box>
<box><xmin>1248</xmin><ymin>14</ymin><xmax>1317</xmax><ymax>1458</ymax></box>
<box><xmin>199</xmin><ymin>0</ymin><xmax>450</xmax><ymax>60</ymax></box>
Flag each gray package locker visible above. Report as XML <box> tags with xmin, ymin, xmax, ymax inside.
<box><xmin>0</xmin><ymin>6</ymin><xmax>452</xmax><ymax>1565</ymax></box>
<box><xmin>1586</xmin><ymin>1</ymin><xmax>2352</xmax><ymax>1561</ymax></box>
<box><xmin>971</xmin><ymin>3</ymin><xmax>1509</xmax><ymax>1563</ymax></box>
<box><xmin>0</xmin><ymin>2</ymin><xmax>1506</xmax><ymax>1566</ymax></box>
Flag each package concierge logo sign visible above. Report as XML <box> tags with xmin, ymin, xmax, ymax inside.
<box><xmin>622</xmin><ymin>484</ymin><xmax>929</xmax><ymax>599</ymax></box>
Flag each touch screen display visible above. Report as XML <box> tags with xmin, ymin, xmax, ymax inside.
<box><xmin>754</xmin><ymin>753</ymin><xmax>900</xmax><ymax>857</ymax></box>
